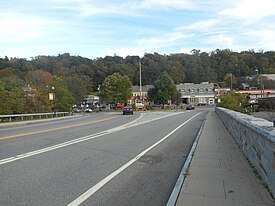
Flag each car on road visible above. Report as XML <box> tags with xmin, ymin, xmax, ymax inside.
<box><xmin>123</xmin><ymin>106</ymin><xmax>134</xmax><ymax>115</ymax></box>
<box><xmin>186</xmin><ymin>105</ymin><xmax>195</xmax><ymax>110</ymax></box>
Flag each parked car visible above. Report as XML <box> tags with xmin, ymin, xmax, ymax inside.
<box><xmin>84</xmin><ymin>108</ymin><xmax>93</xmax><ymax>113</ymax></box>
<box><xmin>123</xmin><ymin>106</ymin><xmax>134</xmax><ymax>115</ymax></box>
<box><xmin>186</xmin><ymin>105</ymin><xmax>195</xmax><ymax>110</ymax></box>
<box><xmin>116</xmin><ymin>104</ymin><xmax>124</xmax><ymax>109</ymax></box>
<box><xmin>108</xmin><ymin>104</ymin><xmax>116</xmax><ymax>110</ymax></box>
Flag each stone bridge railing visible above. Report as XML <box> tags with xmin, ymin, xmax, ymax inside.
<box><xmin>216</xmin><ymin>107</ymin><xmax>275</xmax><ymax>197</ymax></box>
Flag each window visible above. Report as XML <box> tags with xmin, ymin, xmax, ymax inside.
<box><xmin>199</xmin><ymin>88</ymin><xmax>204</xmax><ymax>93</ymax></box>
<box><xmin>199</xmin><ymin>97</ymin><xmax>206</xmax><ymax>103</ymax></box>
<box><xmin>190</xmin><ymin>88</ymin><xmax>195</xmax><ymax>93</ymax></box>
<box><xmin>208</xmin><ymin>87</ymin><xmax>213</xmax><ymax>92</ymax></box>
<box><xmin>181</xmin><ymin>89</ymin><xmax>185</xmax><ymax>93</ymax></box>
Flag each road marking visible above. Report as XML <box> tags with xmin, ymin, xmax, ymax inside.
<box><xmin>0</xmin><ymin>117</ymin><xmax>117</xmax><ymax>141</ymax></box>
<box><xmin>0</xmin><ymin>131</ymin><xmax>108</xmax><ymax>165</ymax></box>
<box><xmin>67</xmin><ymin>113</ymin><xmax>201</xmax><ymax>206</ymax></box>
<box><xmin>0</xmin><ymin>112</ymin><xmax>187</xmax><ymax>165</ymax></box>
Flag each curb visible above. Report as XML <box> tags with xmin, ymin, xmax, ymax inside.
<box><xmin>166</xmin><ymin>116</ymin><xmax>206</xmax><ymax>206</ymax></box>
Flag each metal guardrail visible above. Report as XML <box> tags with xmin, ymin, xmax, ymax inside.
<box><xmin>0</xmin><ymin>112</ymin><xmax>70</xmax><ymax>122</ymax></box>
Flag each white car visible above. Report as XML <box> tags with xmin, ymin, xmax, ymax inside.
<box><xmin>84</xmin><ymin>108</ymin><xmax>93</xmax><ymax>113</ymax></box>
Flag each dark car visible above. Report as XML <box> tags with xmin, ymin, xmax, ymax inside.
<box><xmin>186</xmin><ymin>105</ymin><xmax>195</xmax><ymax>110</ymax></box>
<box><xmin>123</xmin><ymin>106</ymin><xmax>134</xmax><ymax>115</ymax></box>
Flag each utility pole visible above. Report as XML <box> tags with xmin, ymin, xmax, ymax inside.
<box><xmin>52</xmin><ymin>86</ymin><xmax>56</xmax><ymax>117</ymax></box>
<box><xmin>139</xmin><ymin>58</ymin><xmax>142</xmax><ymax>100</ymax></box>
<box><xmin>230</xmin><ymin>73</ymin><xmax>233</xmax><ymax>90</ymax></box>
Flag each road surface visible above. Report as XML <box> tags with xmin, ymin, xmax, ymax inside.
<box><xmin>0</xmin><ymin>110</ymin><xmax>208</xmax><ymax>206</ymax></box>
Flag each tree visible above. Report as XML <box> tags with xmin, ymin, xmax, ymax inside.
<box><xmin>219</xmin><ymin>92</ymin><xmax>250</xmax><ymax>113</ymax></box>
<box><xmin>0</xmin><ymin>77</ymin><xmax>26</xmax><ymax>114</ymax></box>
<box><xmin>148</xmin><ymin>72</ymin><xmax>177</xmax><ymax>107</ymax></box>
<box><xmin>51</xmin><ymin>77</ymin><xmax>74</xmax><ymax>112</ymax></box>
<box><xmin>100</xmin><ymin>73</ymin><xmax>132</xmax><ymax>104</ymax></box>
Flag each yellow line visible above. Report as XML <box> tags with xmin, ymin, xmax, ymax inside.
<box><xmin>0</xmin><ymin>116</ymin><xmax>117</xmax><ymax>141</ymax></box>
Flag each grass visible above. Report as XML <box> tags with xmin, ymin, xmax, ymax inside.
<box><xmin>248</xmin><ymin>160</ymin><xmax>274</xmax><ymax>202</ymax></box>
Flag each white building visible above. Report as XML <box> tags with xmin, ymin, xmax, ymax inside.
<box><xmin>176</xmin><ymin>82</ymin><xmax>215</xmax><ymax>105</ymax></box>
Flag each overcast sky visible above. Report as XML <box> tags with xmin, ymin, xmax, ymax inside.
<box><xmin>0</xmin><ymin>0</ymin><xmax>274</xmax><ymax>59</ymax></box>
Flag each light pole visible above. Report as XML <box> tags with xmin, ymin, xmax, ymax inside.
<box><xmin>52</xmin><ymin>86</ymin><xmax>56</xmax><ymax>117</ymax></box>
<box><xmin>214</xmin><ymin>83</ymin><xmax>220</xmax><ymax>106</ymax></box>
<box><xmin>230</xmin><ymin>73</ymin><xmax>233</xmax><ymax>91</ymax></box>
<box><xmin>255</xmin><ymin>69</ymin><xmax>263</xmax><ymax>98</ymax></box>
<box><xmin>139</xmin><ymin>58</ymin><xmax>142</xmax><ymax>100</ymax></box>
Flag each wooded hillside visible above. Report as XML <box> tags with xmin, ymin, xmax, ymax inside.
<box><xmin>0</xmin><ymin>49</ymin><xmax>274</xmax><ymax>114</ymax></box>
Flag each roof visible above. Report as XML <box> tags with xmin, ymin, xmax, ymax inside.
<box><xmin>262</xmin><ymin>74</ymin><xmax>275</xmax><ymax>80</ymax></box>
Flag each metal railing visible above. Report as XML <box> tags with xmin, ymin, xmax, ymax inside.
<box><xmin>0</xmin><ymin>112</ymin><xmax>70</xmax><ymax>122</ymax></box>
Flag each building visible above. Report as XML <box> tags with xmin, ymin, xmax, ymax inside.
<box><xmin>176</xmin><ymin>82</ymin><xmax>215</xmax><ymax>105</ymax></box>
<box><xmin>82</xmin><ymin>95</ymin><xmax>99</xmax><ymax>106</ymax></box>
<box><xmin>132</xmin><ymin>85</ymin><xmax>154</xmax><ymax>98</ymax></box>
<box><xmin>129</xmin><ymin>85</ymin><xmax>154</xmax><ymax>105</ymax></box>
<box><xmin>237</xmin><ymin>90</ymin><xmax>275</xmax><ymax>102</ymax></box>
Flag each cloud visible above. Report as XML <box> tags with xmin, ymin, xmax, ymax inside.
<box><xmin>47</xmin><ymin>0</ymin><xmax>229</xmax><ymax>18</ymax></box>
<box><xmin>179</xmin><ymin>19</ymin><xmax>222</xmax><ymax>32</ymax></box>
<box><xmin>106</xmin><ymin>30</ymin><xmax>194</xmax><ymax>58</ymax></box>
<box><xmin>0</xmin><ymin>15</ymin><xmax>44</xmax><ymax>43</ymax></box>
<box><xmin>243</xmin><ymin>30</ymin><xmax>275</xmax><ymax>50</ymax></box>
<box><xmin>219</xmin><ymin>0</ymin><xmax>275</xmax><ymax>19</ymax></box>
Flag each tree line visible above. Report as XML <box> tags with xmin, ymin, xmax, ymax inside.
<box><xmin>0</xmin><ymin>49</ymin><xmax>274</xmax><ymax>114</ymax></box>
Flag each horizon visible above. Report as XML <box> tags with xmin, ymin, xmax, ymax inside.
<box><xmin>1</xmin><ymin>0</ymin><xmax>275</xmax><ymax>60</ymax></box>
<box><xmin>2</xmin><ymin>49</ymin><xmax>274</xmax><ymax>61</ymax></box>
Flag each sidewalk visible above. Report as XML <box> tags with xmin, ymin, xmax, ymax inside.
<box><xmin>176</xmin><ymin>111</ymin><xmax>274</xmax><ymax>206</ymax></box>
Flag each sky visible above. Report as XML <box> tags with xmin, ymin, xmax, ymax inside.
<box><xmin>0</xmin><ymin>0</ymin><xmax>275</xmax><ymax>59</ymax></box>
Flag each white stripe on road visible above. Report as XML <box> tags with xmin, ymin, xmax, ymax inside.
<box><xmin>67</xmin><ymin>113</ymin><xmax>201</xmax><ymax>206</ymax></box>
<box><xmin>0</xmin><ymin>112</ymin><xmax>184</xmax><ymax>165</ymax></box>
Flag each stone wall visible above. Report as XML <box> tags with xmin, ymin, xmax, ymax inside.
<box><xmin>216</xmin><ymin>107</ymin><xmax>275</xmax><ymax>197</ymax></box>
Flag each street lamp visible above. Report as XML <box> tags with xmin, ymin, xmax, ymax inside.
<box><xmin>214</xmin><ymin>83</ymin><xmax>220</xmax><ymax>106</ymax></box>
<box><xmin>52</xmin><ymin>86</ymin><xmax>56</xmax><ymax>117</ymax></box>
<box><xmin>255</xmin><ymin>69</ymin><xmax>263</xmax><ymax>98</ymax></box>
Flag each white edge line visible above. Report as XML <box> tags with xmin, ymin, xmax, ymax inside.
<box><xmin>67</xmin><ymin>112</ymin><xmax>201</xmax><ymax>206</ymax></box>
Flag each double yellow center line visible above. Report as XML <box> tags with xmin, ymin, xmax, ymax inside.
<box><xmin>0</xmin><ymin>116</ymin><xmax>117</xmax><ymax>141</ymax></box>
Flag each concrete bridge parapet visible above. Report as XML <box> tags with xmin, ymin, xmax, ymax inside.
<box><xmin>216</xmin><ymin>107</ymin><xmax>275</xmax><ymax>197</ymax></box>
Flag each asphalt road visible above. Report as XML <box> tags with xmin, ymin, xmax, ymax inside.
<box><xmin>0</xmin><ymin>110</ymin><xmax>209</xmax><ymax>206</ymax></box>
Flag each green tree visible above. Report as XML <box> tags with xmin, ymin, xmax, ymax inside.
<box><xmin>0</xmin><ymin>80</ymin><xmax>10</xmax><ymax>114</ymax></box>
<box><xmin>51</xmin><ymin>77</ymin><xmax>74</xmax><ymax>112</ymax></box>
<box><xmin>219</xmin><ymin>92</ymin><xmax>250</xmax><ymax>113</ymax></box>
<box><xmin>100</xmin><ymin>73</ymin><xmax>132</xmax><ymax>104</ymax></box>
<box><xmin>148</xmin><ymin>72</ymin><xmax>177</xmax><ymax>107</ymax></box>
<box><xmin>0</xmin><ymin>77</ymin><xmax>26</xmax><ymax>114</ymax></box>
